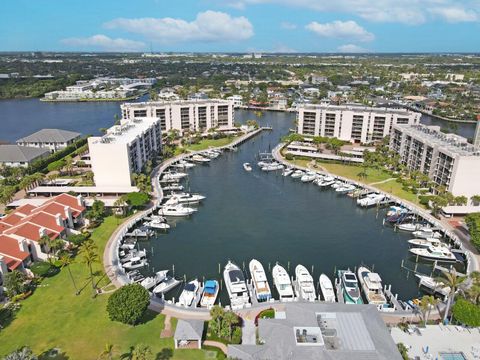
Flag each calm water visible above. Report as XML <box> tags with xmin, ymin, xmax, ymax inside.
<box><xmin>0</xmin><ymin>99</ymin><xmax>469</xmax><ymax>302</ymax></box>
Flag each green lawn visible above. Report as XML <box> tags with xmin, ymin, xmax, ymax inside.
<box><xmin>0</xmin><ymin>216</ymin><xmax>212</xmax><ymax>359</ymax></box>
<box><xmin>287</xmin><ymin>158</ymin><xmax>422</xmax><ymax>206</ymax></box>
<box><xmin>185</xmin><ymin>136</ymin><xmax>238</xmax><ymax>151</ymax></box>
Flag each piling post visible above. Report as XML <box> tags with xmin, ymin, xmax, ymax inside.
<box><xmin>172</xmin><ymin>264</ymin><xmax>175</xmax><ymax>277</ymax></box>
<box><xmin>311</xmin><ymin>265</ymin><xmax>314</xmax><ymax>275</ymax></box>
<box><xmin>288</xmin><ymin>261</ymin><xmax>290</xmax><ymax>271</ymax></box>
<box><xmin>218</xmin><ymin>263</ymin><xmax>221</xmax><ymax>274</ymax></box>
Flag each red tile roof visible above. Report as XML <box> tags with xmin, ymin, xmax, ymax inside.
<box><xmin>3</xmin><ymin>256</ymin><xmax>23</xmax><ymax>270</ymax></box>
<box><xmin>0</xmin><ymin>222</ymin><xmax>11</xmax><ymax>233</ymax></box>
<box><xmin>0</xmin><ymin>234</ymin><xmax>30</xmax><ymax>262</ymax></box>
<box><xmin>5</xmin><ymin>222</ymin><xmax>59</xmax><ymax>242</ymax></box>
<box><xmin>14</xmin><ymin>204</ymin><xmax>36</xmax><ymax>216</ymax></box>
<box><xmin>41</xmin><ymin>193</ymin><xmax>85</xmax><ymax>216</ymax></box>
<box><xmin>32</xmin><ymin>202</ymin><xmax>69</xmax><ymax>220</ymax></box>
<box><xmin>1</xmin><ymin>213</ymin><xmax>24</xmax><ymax>226</ymax></box>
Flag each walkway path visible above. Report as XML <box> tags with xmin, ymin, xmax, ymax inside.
<box><xmin>369</xmin><ymin>178</ymin><xmax>396</xmax><ymax>186</ymax></box>
<box><xmin>203</xmin><ymin>341</ymin><xmax>228</xmax><ymax>354</ymax></box>
<box><xmin>242</xmin><ymin>319</ymin><xmax>256</xmax><ymax>345</ymax></box>
<box><xmin>160</xmin><ymin>315</ymin><xmax>173</xmax><ymax>338</ymax></box>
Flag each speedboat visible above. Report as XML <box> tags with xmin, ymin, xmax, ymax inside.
<box><xmin>282</xmin><ymin>168</ymin><xmax>293</xmax><ymax>177</ymax></box>
<box><xmin>200</xmin><ymin>280</ymin><xmax>219</xmax><ymax>308</ymax></box>
<box><xmin>262</xmin><ymin>162</ymin><xmax>283</xmax><ymax>171</ymax></box>
<box><xmin>330</xmin><ymin>181</ymin><xmax>343</xmax><ymax>189</ymax></box>
<box><xmin>295</xmin><ymin>264</ymin><xmax>316</xmax><ymax>302</ymax></box>
<box><xmin>159</xmin><ymin>204</ymin><xmax>196</xmax><ymax>217</ymax></box>
<box><xmin>202</xmin><ymin>151</ymin><xmax>219</xmax><ymax>159</ymax></box>
<box><xmin>357</xmin><ymin>193</ymin><xmax>386</xmax><ymax>207</ymax></box>
<box><xmin>170</xmin><ymin>193</ymin><xmax>205</xmax><ymax>204</ymax></box>
<box><xmin>300</xmin><ymin>173</ymin><xmax>317</xmax><ymax>182</ymax></box>
<box><xmin>337</xmin><ymin>269</ymin><xmax>363</xmax><ymax>304</ymax></box>
<box><xmin>272</xmin><ymin>263</ymin><xmax>295</xmax><ymax>302</ymax></box>
<box><xmin>144</xmin><ymin>218</ymin><xmax>170</xmax><ymax>230</ymax></box>
<box><xmin>397</xmin><ymin>223</ymin><xmax>418</xmax><ymax>232</ymax></box>
<box><xmin>141</xmin><ymin>270</ymin><xmax>169</xmax><ymax>290</ymax></box>
<box><xmin>335</xmin><ymin>184</ymin><xmax>356</xmax><ymax>193</ymax></box>
<box><xmin>162</xmin><ymin>172</ymin><xmax>188</xmax><ymax>181</ymax></box>
<box><xmin>243</xmin><ymin>163</ymin><xmax>252</xmax><ymax>172</ymax></box>
<box><xmin>386</xmin><ymin>206</ymin><xmax>408</xmax><ymax>217</ymax></box>
<box><xmin>162</xmin><ymin>184</ymin><xmax>184</xmax><ymax>191</ymax></box>
<box><xmin>409</xmin><ymin>245</ymin><xmax>456</xmax><ymax>262</ymax></box>
<box><xmin>178</xmin><ymin>279</ymin><xmax>200</xmax><ymax>307</ymax></box>
<box><xmin>291</xmin><ymin>170</ymin><xmax>304</xmax><ymax>179</ymax></box>
<box><xmin>223</xmin><ymin>261</ymin><xmax>250</xmax><ymax>309</ymax></box>
<box><xmin>317</xmin><ymin>179</ymin><xmax>335</xmax><ymax>187</ymax></box>
<box><xmin>191</xmin><ymin>154</ymin><xmax>211</xmax><ymax>163</ymax></box>
<box><xmin>127</xmin><ymin>270</ymin><xmax>144</xmax><ymax>283</ymax></box>
<box><xmin>122</xmin><ymin>257</ymin><xmax>148</xmax><ymax>270</ymax></box>
<box><xmin>249</xmin><ymin>259</ymin><xmax>272</xmax><ymax>302</ymax></box>
<box><xmin>173</xmin><ymin>160</ymin><xmax>195</xmax><ymax>169</ymax></box>
<box><xmin>319</xmin><ymin>274</ymin><xmax>336</xmax><ymax>302</ymax></box>
<box><xmin>120</xmin><ymin>249</ymin><xmax>147</xmax><ymax>264</ymax></box>
<box><xmin>412</xmin><ymin>228</ymin><xmax>441</xmax><ymax>239</ymax></box>
<box><xmin>153</xmin><ymin>273</ymin><xmax>181</xmax><ymax>295</ymax></box>
<box><xmin>408</xmin><ymin>238</ymin><xmax>446</xmax><ymax>248</ymax></box>
<box><xmin>357</xmin><ymin>266</ymin><xmax>388</xmax><ymax>309</ymax></box>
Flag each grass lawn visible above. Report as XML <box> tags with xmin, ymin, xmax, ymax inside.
<box><xmin>185</xmin><ymin>136</ymin><xmax>239</xmax><ymax>151</ymax></box>
<box><xmin>0</xmin><ymin>216</ymin><xmax>211</xmax><ymax>359</ymax></box>
<box><xmin>286</xmin><ymin>158</ymin><xmax>422</xmax><ymax>206</ymax></box>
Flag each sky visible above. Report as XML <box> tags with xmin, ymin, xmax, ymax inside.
<box><xmin>1</xmin><ymin>0</ymin><xmax>479</xmax><ymax>53</ymax></box>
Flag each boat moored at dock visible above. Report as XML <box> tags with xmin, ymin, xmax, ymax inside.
<box><xmin>249</xmin><ymin>259</ymin><xmax>272</xmax><ymax>302</ymax></box>
<box><xmin>357</xmin><ymin>266</ymin><xmax>390</xmax><ymax>311</ymax></box>
<box><xmin>153</xmin><ymin>272</ymin><xmax>181</xmax><ymax>295</ymax></box>
<box><xmin>336</xmin><ymin>269</ymin><xmax>363</xmax><ymax>305</ymax></box>
<box><xmin>409</xmin><ymin>245</ymin><xmax>457</xmax><ymax>262</ymax></box>
<box><xmin>224</xmin><ymin>261</ymin><xmax>250</xmax><ymax>309</ymax></box>
<box><xmin>294</xmin><ymin>264</ymin><xmax>316</xmax><ymax>302</ymax></box>
<box><xmin>200</xmin><ymin>280</ymin><xmax>219</xmax><ymax>308</ymax></box>
<box><xmin>178</xmin><ymin>279</ymin><xmax>200</xmax><ymax>307</ymax></box>
<box><xmin>319</xmin><ymin>274</ymin><xmax>336</xmax><ymax>302</ymax></box>
<box><xmin>272</xmin><ymin>263</ymin><xmax>295</xmax><ymax>302</ymax></box>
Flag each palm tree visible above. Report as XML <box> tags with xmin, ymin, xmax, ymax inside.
<box><xmin>38</xmin><ymin>235</ymin><xmax>52</xmax><ymax>261</ymax></box>
<box><xmin>79</xmin><ymin>240</ymin><xmax>99</xmax><ymax>297</ymax></box>
<box><xmin>436</xmin><ymin>269</ymin><xmax>467</xmax><ymax>323</ymax></box>
<box><xmin>60</xmin><ymin>254</ymin><xmax>79</xmax><ymax>295</ymax></box>
<box><xmin>223</xmin><ymin>311</ymin><xmax>238</xmax><ymax>341</ymax></box>
<box><xmin>64</xmin><ymin>156</ymin><xmax>74</xmax><ymax>176</ymax></box>
<box><xmin>113</xmin><ymin>196</ymin><xmax>128</xmax><ymax>217</ymax></box>
<box><xmin>98</xmin><ymin>343</ymin><xmax>115</xmax><ymax>360</ymax></box>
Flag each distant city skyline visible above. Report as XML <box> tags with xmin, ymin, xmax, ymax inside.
<box><xmin>2</xmin><ymin>0</ymin><xmax>479</xmax><ymax>53</ymax></box>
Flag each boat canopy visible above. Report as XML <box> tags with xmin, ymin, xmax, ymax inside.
<box><xmin>204</xmin><ymin>280</ymin><xmax>217</xmax><ymax>294</ymax></box>
<box><xmin>229</xmin><ymin>269</ymin><xmax>245</xmax><ymax>283</ymax></box>
<box><xmin>184</xmin><ymin>283</ymin><xmax>196</xmax><ymax>292</ymax></box>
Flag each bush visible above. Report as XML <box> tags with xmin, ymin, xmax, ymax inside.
<box><xmin>29</xmin><ymin>261</ymin><xmax>56</xmax><ymax>277</ymax></box>
<box><xmin>47</xmin><ymin>159</ymin><xmax>66</xmax><ymax>172</ymax></box>
<box><xmin>465</xmin><ymin>213</ymin><xmax>480</xmax><ymax>251</ymax></box>
<box><xmin>231</xmin><ymin>327</ymin><xmax>242</xmax><ymax>344</ymax></box>
<box><xmin>285</xmin><ymin>153</ymin><xmax>294</xmax><ymax>160</ymax></box>
<box><xmin>106</xmin><ymin>284</ymin><xmax>150</xmax><ymax>325</ymax></box>
<box><xmin>67</xmin><ymin>232</ymin><xmax>90</xmax><ymax>246</ymax></box>
<box><xmin>419</xmin><ymin>195</ymin><xmax>434</xmax><ymax>207</ymax></box>
<box><xmin>397</xmin><ymin>343</ymin><xmax>409</xmax><ymax>360</ymax></box>
<box><xmin>125</xmin><ymin>192</ymin><xmax>150</xmax><ymax>208</ymax></box>
<box><xmin>452</xmin><ymin>297</ymin><xmax>480</xmax><ymax>327</ymax></box>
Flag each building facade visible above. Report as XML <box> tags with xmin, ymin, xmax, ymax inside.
<box><xmin>0</xmin><ymin>145</ymin><xmax>50</xmax><ymax>168</ymax></box>
<box><xmin>120</xmin><ymin>99</ymin><xmax>235</xmax><ymax>134</ymax></box>
<box><xmin>390</xmin><ymin>124</ymin><xmax>480</xmax><ymax>201</ymax></box>
<box><xmin>297</xmin><ymin>104</ymin><xmax>421</xmax><ymax>143</ymax></box>
<box><xmin>87</xmin><ymin>117</ymin><xmax>162</xmax><ymax>187</ymax></box>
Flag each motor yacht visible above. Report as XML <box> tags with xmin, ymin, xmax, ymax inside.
<box><xmin>357</xmin><ymin>193</ymin><xmax>386</xmax><ymax>207</ymax></box>
<box><xmin>397</xmin><ymin>223</ymin><xmax>419</xmax><ymax>232</ymax></box>
<box><xmin>144</xmin><ymin>218</ymin><xmax>170</xmax><ymax>230</ymax></box>
<box><xmin>409</xmin><ymin>245</ymin><xmax>456</xmax><ymax>262</ymax></box>
<box><xmin>122</xmin><ymin>257</ymin><xmax>148</xmax><ymax>270</ymax></box>
<box><xmin>337</xmin><ymin>269</ymin><xmax>363</xmax><ymax>304</ymax></box>
<box><xmin>191</xmin><ymin>154</ymin><xmax>211</xmax><ymax>163</ymax></box>
<box><xmin>178</xmin><ymin>279</ymin><xmax>200</xmax><ymax>307</ymax></box>
<box><xmin>223</xmin><ymin>261</ymin><xmax>250</xmax><ymax>309</ymax></box>
<box><xmin>200</xmin><ymin>280</ymin><xmax>219</xmax><ymax>308</ymax></box>
<box><xmin>170</xmin><ymin>193</ymin><xmax>205</xmax><ymax>204</ymax></box>
<box><xmin>120</xmin><ymin>249</ymin><xmax>147</xmax><ymax>264</ymax></box>
<box><xmin>282</xmin><ymin>168</ymin><xmax>293</xmax><ymax>177</ymax></box>
<box><xmin>335</xmin><ymin>184</ymin><xmax>356</xmax><ymax>193</ymax></box>
<box><xmin>249</xmin><ymin>259</ymin><xmax>272</xmax><ymax>302</ymax></box>
<box><xmin>300</xmin><ymin>173</ymin><xmax>317</xmax><ymax>182</ymax></box>
<box><xmin>412</xmin><ymin>228</ymin><xmax>441</xmax><ymax>239</ymax></box>
<box><xmin>141</xmin><ymin>270</ymin><xmax>169</xmax><ymax>290</ymax></box>
<box><xmin>158</xmin><ymin>204</ymin><xmax>196</xmax><ymax>217</ymax></box>
<box><xmin>162</xmin><ymin>184</ymin><xmax>184</xmax><ymax>191</ymax></box>
<box><xmin>319</xmin><ymin>274</ymin><xmax>336</xmax><ymax>302</ymax></box>
<box><xmin>357</xmin><ymin>266</ymin><xmax>389</xmax><ymax>310</ymax></box>
<box><xmin>408</xmin><ymin>238</ymin><xmax>446</xmax><ymax>248</ymax></box>
<box><xmin>291</xmin><ymin>170</ymin><xmax>304</xmax><ymax>179</ymax></box>
<box><xmin>272</xmin><ymin>263</ymin><xmax>295</xmax><ymax>302</ymax></box>
<box><xmin>153</xmin><ymin>272</ymin><xmax>181</xmax><ymax>295</ymax></box>
<box><xmin>295</xmin><ymin>264</ymin><xmax>316</xmax><ymax>302</ymax></box>
<box><xmin>243</xmin><ymin>163</ymin><xmax>252</xmax><ymax>172</ymax></box>
<box><xmin>162</xmin><ymin>172</ymin><xmax>188</xmax><ymax>181</ymax></box>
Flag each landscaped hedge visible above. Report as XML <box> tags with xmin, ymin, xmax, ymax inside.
<box><xmin>452</xmin><ymin>297</ymin><xmax>480</xmax><ymax>326</ymax></box>
<box><xmin>465</xmin><ymin>212</ymin><xmax>480</xmax><ymax>251</ymax></box>
<box><xmin>106</xmin><ymin>284</ymin><xmax>150</xmax><ymax>325</ymax></box>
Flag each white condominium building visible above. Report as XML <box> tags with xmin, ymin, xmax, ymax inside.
<box><xmin>87</xmin><ymin>118</ymin><xmax>161</xmax><ymax>188</ymax></box>
<box><xmin>120</xmin><ymin>99</ymin><xmax>235</xmax><ymax>134</ymax></box>
<box><xmin>297</xmin><ymin>104</ymin><xmax>421</xmax><ymax>143</ymax></box>
<box><xmin>390</xmin><ymin>124</ymin><xmax>480</xmax><ymax>200</ymax></box>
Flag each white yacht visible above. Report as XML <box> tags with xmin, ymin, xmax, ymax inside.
<box><xmin>295</xmin><ymin>264</ymin><xmax>316</xmax><ymax>302</ymax></box>
<box><xmin>200</xmin><ymin>280</ymin><xmax>219</xmax><ymax>308</ymax></box>
<box><xmin>162</xmin><ymin>184</ymin><xmax>184</xmax><ymax>191</ymax></box>
<box><xmin>120</xmin><ymin>249</ymin><xmax>146</xmax><ymax>264</ymax></box>
<box><xmin>300</xmin><ymin>173</ymin><xmax>317</xmax><ymax>183</ymax></box>
<box><xmin>243</xmin><ymin>163</ymin><xmax>252</xmax><ymax>172</ymax></box>
<box><xmin>223</xmin><ymin>261</ymin><xmax>250</xmax><ymax>309</ymax></box>
<box><xmin>153</xmin><ymin>273</ymin><xmax>181</xmax><ymax>295</ymax></box>
<box><xmin>178</xmin><ymin>279</ymin><xmax>200</xmax><ymax>307</ymax></box>
<box><xmin>272</xmin><ymin>263</ymin><xmax>295</xmax><ymax>302</ymax></box>
<box><xmin>317</xmin><ymin>179</ymin><xmax>335</xmax><ymax>187</ymax></box>
<box><xmin>386</xmin><ymin>206</ymin><xmax>408</xmax><ymax>217</ymax></box>
<box><xmin>397</xmin><ymin>223</ymin><xmax>418</xmax><ymax>232</ymax></box>
<box><xmin>122</xmin><ymin>257</ymin><xmax>148</xmax><ymax>270</ymax></box>
<box><xmin>415</xmin><ymin>274</ymin><xmax>451</xmax><ymax>300</ymax></box>
<box><xmin>249</xmin><ymin>259</ymin><xmax>272</xmax><ymax>302</ymax></box>
<box><xmin>357</xmin><ymin>267</ymin><xmax>388</xmax><ymax>309</ymax></box>
<box><xmin>357</xmin><ymin>193</ymin><xmax>386</xmax><ymax>207</ymax></box>
<box><xmin>282</xmin><ymin>168</ymin><xmax>293</xmax><ymax>177</ymax></box>
<box><xmin>262</xmin><ymin>162</ymin><xmax>284</xmax><ymax>171</ymax></box>
<box><xmin>291</xmin><ymin>170</ymin><xmax>304</xmax><ymax>179</ymax></box>
<box><xmin>159</xmin><ymin>204</ymin><xmax>196</xmax><ymax>217</ymax></box>
<box><xmin>412</xmin><ymin>228</ymin><xmax>441</xmax><ymax>239</ymax></box>
<box><xmin>191</xmin><ymin>154</ymin><xmax>211</xmax><ymax>163</ymax></box>
<box><xmin>162</xmin><ymin>172</ymin><xmax>188</xmax><ymax>181</ymax></box>
<box><xmin>408</xmin><ymin>238</ymin><xmax>446</xmax><ymax>249</ymax></box>
<box><xmin>170</xmin><ymin>193</ymin><xmax>205</xmax><ymax>204</ymax></box>
<box><xmin>319</xmin><ymin>274</ymin><xmax>336</xmax><ymax>302</ymax></box>
<box><xmin>409</xmin><ymin>245</ymin><xmax>456</xmax><ymax>262</ymax></box>
<box><xmin>141</xmin><ymin>270</ymin><xmax>169</xmax><ymax>290</ymax></box>
<box><xmin>144</xmin><ymin>218</ymin><xmax>170</xmax><ymax>230</ymax></box>
<box><xmin>173</xmin><ymin>160</ymin><xmax>195</xmax><ymax>169</ymax></box>
<box><xmin>335</xmin><ymin>184</ymin><xmax>356</xmax><ymax>193</ymax></box>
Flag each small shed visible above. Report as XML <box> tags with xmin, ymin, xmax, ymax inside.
<box><xmin>174</xmin><ymin>319</ymin><xmax>204</xmax><ymax>349</ymax></box>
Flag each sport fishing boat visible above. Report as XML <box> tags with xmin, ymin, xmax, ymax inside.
<box><xmin>162</xmin><ymin>184</ymin><xmax>184</xmax><ymax>191</ymax></box>
<box><xmin>337</xmin><ymin>269</ymin><xmax>363</xmax><ymax>305</ymax></box>
<box><xmin>291</xmin><ymin>170</ymin><xmax>304</xmax><ymax>179</ymax></box>
<box><xmin>243</xmin><ymin>163</ymin><xmax>252</xmax><ymax>172</ymax></box>
<box><xmin>249</xmin><ymin>259</ymin><xmax>272</xmax><ymax>302</ymax></box>
<box><xmin>173</xmin><ymin>160</ymin><xmax>195</xmax><ymax>169</ymax></box>
<box><xmin>162</xmin><ymin>172</ymin><xmax>188</xmax><ymax>181</ymax></box>
<box><xmin>141</xmin><ymin>270</ymin><xmax>169</xmax><ymax>290</ymax></box>
<box><xmin>295</xmin><ymin>264</ymin><xmax>316</xmax><ymax>302</ymax></box>
<box><xmin>120</xmin><ymin>249</ymin><xmax>147</xmax><ymax>264</ymax></box>
<box><xmin>223</xmin><ymin>261</ymin><xmax>250</xmax><ymax>309</ymax></box>
<box><xmin>357</xmin><ymin>266</ymin><xmax>389</xmax><ymax>310</ymax></box>
<box><xmin>153</xmin><ymin>272</ymin><xmax>181</xmax><ymax>295</ymax></box>
<box><xmin>408</xmin><ymin>238</ymin><xmax>446</xmax><ymax>249</ymax></box>
<box><xmin>317</xmin><ymin>178</ymin><xmax>335</xmax><ymax>187</ymax></box>
<box><xmin>158</xmin><ymin>204</ymin><xmax>196</xmax><ymax>217</ymax></box>
<box><xmin>144</xmin><ymin>218</ymin><xmax>170</xmax><ymax>230</ymax></box>
<box><xmin>409</xmin><ymin>245</ymin><xmax>456</xmax><ymax>262</ymax></box>
<box><xmin>262</xmin><ymin>162</ymin><xmax>284</xmax><ymax>171</ymax></box>
<box><xmin>412</xmin><ymin>228</ymin><xmax>442</xmax><ymax>239</ymax></box>
<box><xmin>272</xmin><ymin>263</ymin><xmax>295</xmax><ymax>302</ymax></box>
<box><xmin>170</xmin><ymin>193</ymin><xmax>205</xmax><ymax>204</ymax></box>
<box><xmin>335</xmin><ymin>183</ymin><xmax>356</xmax><ymax>194</ymax></box>
<box><xmin>178</xmin><ymin>279</ymin><xmax>200</xmax><ymax>307</ymax></box>
<box><xmin>122</xmin><ymin>257</ymin><xmax>148</xmax><ymax>270</ymax></box>
<box><xmin>200</xmin><ymin>280</ymin><xmax>219</xmax><ymax>308</ymax></box>
<box><xmin>319</xmin><ymin>274</ymin><xmax>336</xmax><ymax>302</ymax></box>
<box><xmin>282</xmin><ymin>168</ymin><xmax>293</xmax><ymax>177</ymax></box>
<box><xmin>386</xmin><ymin>206</ymin><xmax>408</xmax><ymax>217</ymax></box>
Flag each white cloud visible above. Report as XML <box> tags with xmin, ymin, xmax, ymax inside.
<box><xmin>281</xmin><ymin>21</ymin><xmax>297</xmax><ymax>30</ymax></box>
<box><xmin>272</xmin><ymin>43</ymin><xmax>297</xmax><ymax>52</ymax></box>
<box><xmin>306</xmin><ymin>20</ymin><xmax>375</xmax><ymax>42</ymax></box>
<box><xmin>225</xmin><ymin>0</ymin><xmax>480</xmax><ymax>25</ymax></box>
<box><xmin>337</xmin><ymin>44</ymin><xmax>368</xmax><ymax>53</ymax></box>
<box><xmin>429</xmin><ymin>7</ymin><xmax>478</xmax><ymax>22</ymax></box>
<box><xmin>104</xmin><ymin>11</ymin><xmax>254</xmax><ymax>43</ymax></box>
<box><xmin>61</xmin><ymin>34</ymin><xmax>145</xmax><ymax>51</ymax></box>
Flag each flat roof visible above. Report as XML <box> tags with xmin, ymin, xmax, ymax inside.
<box><xmin>121</xmin><ymin>98</ymin><xmax>231</xmax><ymax>108</ymax></box>
<box><xmin>299</xmin><ymin>104</ymin><xmax>417</xmax><ymax>116</ymax></box>
<box><xmin>89</xmin><ymin>118</ymin><xmax>159</xmax><ymax>145</ymax></box>
<box><xmin>27</xmin><ymin>186</ymin><xmax>139</xmax><ymax>195</ymax></box>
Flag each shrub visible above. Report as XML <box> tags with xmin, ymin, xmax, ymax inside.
<box><xmin>231</xmin><ymin>327</ymin><xmax>242</xmax><ymax>344</ymax></box>
<box><xmin>106</xmin><ymin>284</ymin><xmax>150</xmax><ymax>325</ymax></box>
<box><xmin>285</xmin><ymin>153</ymin><xmax>294</xmax><ymax>160</ymax></box>
<box><xmin>452</xmin><ymin>297</ymin><xmax>480</xmax><ymax>327</ymax></box>
<box><xmin>47</xmin><ymin>159</ymin><xmax>66</xmax><ymax>172</ymax></box>
<box><xmin>125</xmin><ymin>192</ymin><xmax>150</xmax><ymax>208</ymax></box>
<box><xmin>29</xmin><ymin>261</ymin><xmax>56</xmax><ymax>277</ymax></box>
<box><xmin>67</xmin><ymin>232</ymin><xmax>90</xmax><ymax>246</ymax></box>
<box><xmin>465</xmin><ymin>213</ymin><xmax>480</xmax><ymax>251</ymax></box>
<box><xmin>397</xmin><ymin>343</ymin><xmax>409</xmax><ymax>360</ymax></box>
